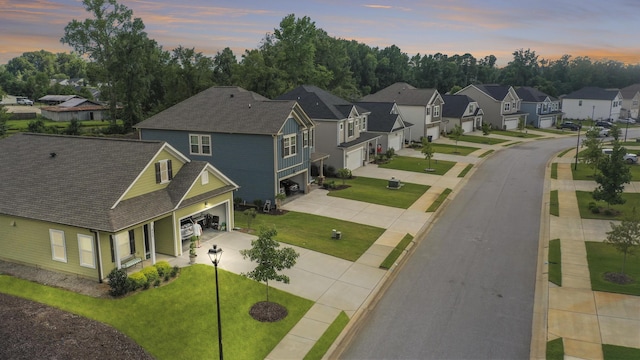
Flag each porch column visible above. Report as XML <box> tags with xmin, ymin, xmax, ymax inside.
<box><xmin>150</xmin><ymin>221</ymin><xmax>157</xmax><ymax>264</ymax></box>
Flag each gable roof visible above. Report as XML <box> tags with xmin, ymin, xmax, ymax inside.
<box><xmin>0</xmin><ymin>134</ymin><xmax>236</xmax><ymax>232</ymax></box>
<box><xmin>361</xmin><ymin>82</ymin><xmax>438</xmax><ymax>106</ymax></box>
<box><xmin>276</xmin><ymin>85</ymin><xmax>357</xmax><ymax>120</ymax></box>
<box><xmin>41</xmin><ymin>98</ymin><xmax>107</xmax><ymax>112</ymax></box>
<box><xmin>620</xmin><ymin>84</ymin><xmax>640</xmax><ymax>99</ymax></box>
<box><xmin>564</xmin><ymin>87</ymin><xmax>620</xmax><ymax>100</ymax></box>
<box><xmin>136</xmin><ymin>86</ymin><xmax>306</xmax><ymax>135</ymax></box>
<box><xmin>471</xmin><ymin>84</ymin><xmax>514</xmax><ymax>101</ymax></box>
<box><xmin>354</xmin><ymin>101</ymin><xmax>408</xmax><ymax>132</ymax></box>
<box><xmin>441</xmin><ymin>94</ymin><xmax>477</xmax><ymax>118</ymax></box>
<box><xmin>515</xmin><ymin>87</ymin><xmax>556</xmax><ymax>102</ymax></box>
<box><xmin>38</xmin><ymin>95</ymin><xmax>80</xmax><ymax>102</ymax></box>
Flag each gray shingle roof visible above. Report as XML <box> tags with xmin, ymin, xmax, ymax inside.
<box><xmin>621</xmin><ymin>84</ymin><xmax>640</xmax><ymax>99</ymax></box>
<box><xmin>515</xmin><ymin>87</ymin><xmax>556</xmax><ymax>102</ymax></box>
<box><xmin>564</xmin><ymin>87</ymin><xmax>620</xmax><ymax>100</ymax></box>
<box><xmin>135</xmin><ymin>86</ymin><xmax>300</xmax><ymax>135</ymax></box>
<box><xmin>441</xmin><ymin>95</ymin><xmax>476</xmax><ymax>118</ymax></box>
<box><xmin>0</xmin><ymin>134</ymin><xmax>228</xmax><ymax>232</ymax></box>
<box><xmin>474</xmin><ymin>84</ymin><xmax>512</xmax><ymax>101</ymax></box>
<box><xmin>361</xmin><ymin>82</ymin><xmax>437</xmax><ymax>106</ymax></box>
<box><xmin>277</xmin><ymin>85</ymin><xmax>356</xmax><ymax>120</ymax></box>
<box><xmin>354</xmin><ymin>101</ymin><xmax>408</xmax><ymax>132</ymax></box>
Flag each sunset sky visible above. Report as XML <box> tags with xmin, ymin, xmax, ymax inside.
<box><xmin>1</xmin><ymin>0</ymin><xmax>639</xmax><ymax>66</ymax></box>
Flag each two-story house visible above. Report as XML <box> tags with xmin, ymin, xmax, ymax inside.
<box><xmin>515</xmin><ymin>87</ymin><xmax>563</xmax><ymax>128</ymax></box>
<box><xmin>0</xmin><ymin>133</ymin><xmax>238</xmax><ymax>282</ymax></box>
<box><xmin>456</xmin><ymin>84</ymin><xmax>527</xmax><ymax>130</ymax></box>
<box><xmin>277</xmin><ymin>85</ymin><xmax>381</xmax><ymax>171</ymax></box>
<box><xmin>361</xmin><ymin>82</ymin><xmax>443</xmax><ymax>143</ymax></box>
<box><xmin>440</xmin><ymin>94</ymin><xmax>483</xmax><ymax>133</ymax></box>
<box><xmin>136</xmin><ymin>86</ymin><xmax>317</xmax><ymax>206</ymax></box>
<box><xmin>620</xmin><ymin>84</ymin><xmax>640</xmax><ymax>120</ymax></box>
<box><xmin>354</xmin><ymin>101</ymin><xmax>412</xmax><ymax>152</ymax></box>
<box><xmin>561</xmin><ymin>87</ymin><xmax>623</xmax><ymax>121</ymax></box>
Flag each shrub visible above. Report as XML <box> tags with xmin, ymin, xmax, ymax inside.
<box><xmin>588</xmin><ymin>202</ymin><xmax>597</xmax><ymax>210</ymax></box>
<box><xmin>171</xmin><ymin>266</ymin><xmax>180</xmax><ymax>277</ymax></box>
<box><xmin>107</xmin><ymin>268</ymin><xmax>130</xmax><ymax>297</ymax></box>
<box><xmin>164</xmin><ymin>274</ymin><xmax>170</xmax><ymax>282</ymax></box>
<box><xmin>253</xmin><ymin>199</ymin><xmax>263</xmax><ymax>209</ymax></box>
<box><xmin>323</xmin><ymin>165</ymin><xmax>336</xmax><ymax>178</ymax></box>
<box><xmin>128</xmin><ymin>271</ymin><xmax>147</xmax><ymax>290</ymax></box>
<box><xmin>154</xmin><ymin>279</ymin><xmax>161</xmax><ymax>287</ymax></box>
<box><xmin>143</xmin><ymin>281</ymin><xmax>150</xmax><ymax>290</ymax></box>
<box><xmin>154</xmin><ymin>261</ymin><xmax>172</xmax><ymax>277</ymax></box>
<box><xmin>141</xmin><ymin>266</ymin><xmax>159</xmax><ymax>283</ymax></box>
<box><xmin>385</xmin><ymin>148</ymin><xmax>395</xmax><ymax>158</ymax></box>
<box><xmin>591</xmin><ymin>207</ymin><xmax>601</xmax><ymax>214</ymax></box>
<box><xmin>603</xmin><ymin>209</ymin><xmax>614</xmax><ymax>216</ymax></box>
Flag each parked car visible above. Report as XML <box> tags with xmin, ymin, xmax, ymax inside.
<box><xmin>17</xmin><ymin>98</ymin><xmax>33</xmax><ymax>106</ymax></box>
<box><xmin>280</xmin><ymin>179</ymin><xmax>299</xmax><ymax>196</ymax></box>
<box><xmin>180</xmin><ymin>218</ymin><xmax>195</xmax><ymax>240</ymax></box>
<box><xmin>616</xmin><ymin>118</ymin><xmax>636</xmax><ymax>124</ymax></box>
<box><xmin>602</xmin><ymin>148</ymin><xmax>638</xmax><ymax>164</ymax></box>
<box><xmin>594</xmin><ymin>120</ymin><xmax>613</xmax><ymax>128</ymax></box>
<box><xmin>560</xmin><ymin>121</ymin><xmax>581</xmax><ymax>131</ymax></box>
<box><xmin>588</xmin><ymin>126</ymin><xmax>610</xmax><ymax>137</ymax></box>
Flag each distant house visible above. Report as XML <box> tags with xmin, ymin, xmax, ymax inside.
<box><xmin>40</xmin><ymin>97</ymin><xmax>110</xmax><ymax>121</ymax></box>
<box><xmin>136</xmin><ymin>86</ymin><xmax>318</xmax><ymax>205</ymax></box>
<box><xmin>0</xmin><ymin>133</ymin><xmax>238</xmax><ymax>282</ymax></box>
<box><xmin>620</xmin><ymin>84</ymin><xmax>640</xmax><ymax>120</ymax></box>
<box><xmin>39</xmin><ymin>95</ymin><xmax>81</xmax><ymax>106</ymax></box>
<box><xmin>515</xmin><ymin>87</ymin><xmax>563</xmax><ymax>128</ymax></box>
<box><xmin>354</xmin><ymin>101</ymin><xmax>412</xmax><ymax>152</ymax></box>
<box><xmin>277</xmin><ymin>85</ymin><xmax>381</xmax><ymax>171</ymax></box>
<box><xmin>456</xmin><ymin>84</ymin><xmax>527</xmax><ymax>130</ymax></box>
<box><xmin>441</xmin><ymin>94</ymin><xmax>483</xmax><ymax>133</ymax></box>
<box><xmin>561</xmin><ymin>87</ymin><xmax>623</xmax><ymax>121</ymax></box>
<box><xmin>361</xmin><ymin>82</ymin><xmax>444</xmax><ymax>143</ymax></box>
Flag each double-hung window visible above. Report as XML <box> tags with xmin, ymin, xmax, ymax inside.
<box><xmin>503</xmin><ymin>102</ymin><xmax>511</xmax><ymax>112</ymax></box>
<box><xmin>78</xmin><ymin>234</ymin><xmax>95</xmax><ymax>268</ymax></box>
<box><xmin>433</xmin><ymin>105</ymin><xmax>440</xmax><ymax>117</ymax></box>
<box><xmin>155</xmin><ymin>159</ymin><xmax>173</xmax><ymax>184</ymax></box>
<box><xmin>190</xmin><ymin>134</ymin><xmax>211</xmax><ymax>155</ymax></box>
<box><xmin>348</xmin><ymin>121</ymin><xmax>354</xmax><ymax>137</ymax></box>
<box><xmin>49</xmin><ymin>229</ymin><xmax>67</xmax><ymax>263</ymax></box>
<box><xmin>282</xmin><ymin>134</ymin><xmax>297</xmax><ymax>157</ymax></box>
<box><xmin>303</xmin><ymin>131</ymin><xmax>309</xmax><ymax>148</ymax></box>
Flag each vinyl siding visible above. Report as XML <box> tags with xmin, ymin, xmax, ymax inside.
<box><xmin>185</xmin><ymin>170</ymin><xmax>227</xmax><ymax>198</ymax></box>
<box><xmin>122</xmin><ymin>150</ymin><xmax>185</xmax><ymax>201</ymax></box>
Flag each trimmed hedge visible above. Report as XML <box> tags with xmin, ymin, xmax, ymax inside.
<box><xmin>141</xmin><ymin>266</ymin><xmax>159</xmax><ymax>283</ymax></box>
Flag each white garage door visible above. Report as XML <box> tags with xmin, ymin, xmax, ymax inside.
<box><xmin>462</xmin><ymin>120</ymin><xmax>474</xmax><ymax>133</ymax></box>
<box><xmin>426</xmin><ymin>126</ymin><xmax>440</xmax><ymax>141</ymax></box>
<box><xmin>539</xmin><ymin>117</ymin><xmax>553</xmax><ymax>128</ymax></box>
<box><xmin>346</xmin><ymin>148</ymin><xmax>363</xmax><ymax>170</ymax></box>
<box><xmin>504</xmin><ymin>119</ymin><xmax>519</xmax><ymax>130</ymax></box>
<box><xmin>388</xmin><ymin>133</ymin><xmax>402</xmax><ymax>151</ymax></box>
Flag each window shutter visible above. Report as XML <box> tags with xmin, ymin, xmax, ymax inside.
<box><xmin>167</xmin><ymin>160</ymin><xmax>173</xmax><ymax>180</ymax></box>
<box><xmin>109</xmin><ymin>235</ymin><xmax>115</xmax><ymax>262</ymax></box>
<box><xmin>281</xmin><ymin>138</ymin><xmax>285</xmax><ymax>157</ymax></box>
<box><xmin>155</xmin><ymin>163</ymin><xmax>161</xmax><ymax>183</ymax></box>
<box><xmin>129</xmin><ymin>230</ymin><xmax>135</xmax><ymax>254</ymax></box>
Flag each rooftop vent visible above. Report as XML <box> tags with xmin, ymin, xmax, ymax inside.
<box><xmin>49</xmin><ymin>152</ymin><xmax>57</xmax><ymax>158</ymax></box>
<box><xmin>230</xmin><ymin>94</ymin><xmax>234</xmax><ymax>98</ymax></box>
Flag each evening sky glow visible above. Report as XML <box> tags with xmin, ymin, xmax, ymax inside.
<box><xmin>1</xmin><ymin>0</ymin><xmax>639</xmax><ymax>66</ymax></box>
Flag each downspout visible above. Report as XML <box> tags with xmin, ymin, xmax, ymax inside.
<box><xmin>273</xmin><ymin>134</ymin><xmax>278</xmax><ymax>199</ymax></box>
<box><xmin>90</xmin><ymin>230</ymin><xmax>103</xmax><ymax>283</ymax></box>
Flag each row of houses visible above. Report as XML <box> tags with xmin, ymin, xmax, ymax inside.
<box><xmin>1</xmin><ymin>82</ymin><xmax>639</xmax><ymax>283</ymax></box>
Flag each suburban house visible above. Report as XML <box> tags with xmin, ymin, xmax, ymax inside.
<box><xmin>515</xmin><ymin>87</ymin><xmax>563</xmax><ymax>128</ymax></box>
<box><xmin>136</xmin><ymin>86</ymin><xmax>317</xmax><ymax>205</ymax></box>
<box><xmin>440</xmin><ymin>94</ymin><xmax>483</xmax><ymax>134</ymax></box>
<box><xmin>354</xmin><ymin>101</ymin><xmax>412</xmax><ymax>152</ymax></box>
<box><xmin>561</xmin><ymin>87</ymin><xmax>623</xmax><ymax>121</ymax></box>
<box><xmin>277</xmin><ymin>85</ymin><xmax>380</xmax><ymax>171</ymax></box>
<box><xmin>40</xmin><ymin>97</ymin><xmax>110</xmax><ymax>121</ymax></box>
<box><xmin>620</xmin><ymin>84</ymin><xmax>640</xmax><ymax>120</ymax></box>
<box><xmin>38</xmin><ymin>94</ymin><xmax>81</xmax><ymax>105</ymax></box>
<box><xmin>456</xmin><ymin>84</ymin><xmax>527</xmax><ymax>130</ymax></box>
<box><xmin>361</xmin><ymin>82</ymin><xmax>444</xmax><ymax>143</ymax></box>
<box><xmin>0</xmin><ymin>133</ymin><xmax>238</xmax><ymax>282</ymax></box>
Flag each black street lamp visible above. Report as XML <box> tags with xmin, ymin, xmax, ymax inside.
<box><xmin>574</xmin><ymin>120</ymin><xmax>582</xmax><ymax>170</ymax></box>
<box><xmin>208</xmin><ymin>245</ymin><xmax>224</xmax><ymax>360</ymax></box>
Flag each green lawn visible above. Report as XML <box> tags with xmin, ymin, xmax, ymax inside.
<box><xmin>546</xmin><ymin>338</ymin><xmax>564</xmax><ymax>360</ymax></box>
<box><xmin>378</xmin><ymin>156</ymin><xmax>456</xmax><ymax>175</ymax></box>
<box><xmin>571</xmin><ymin>162</ymin><xmax>640</xmax><ymax>181</ymax></box>
<box><xmin>603</xmin><ymin>344</ymin><xmax>640</xmax><ymax>359</ymax></box>
<box><xmin>536</xmin><ymin>128</ymin><xmax>570</xmax><ymax>135</ymax></box>
<box><xmin>380</xmin><ymin>233</ymin><xmax>414</xmax><ymax>269</ymax></box>
<box><xmin>458</xmin><ymin>134</ymin><xmax>508</xmax><ymax>145</ymax></box>
<box><xmin>492</xmin><ymin>129</ymin><xmax>542</xmax><ymax>138</ymax></box>
<box><xmin>0</xmin><ymin>266</ymin><xmax>313</xmax><ymax>360</ymax></box>
<box><xmin>303</xmin><ymin>311</ymin><xmax>350</xmax><ymax>360</ymax></box>
<box><xmin>585</xmin><ymin>242</ymin><xmax>640</xmax><ymax>296</ymax></box>
<box><xmin>551</xmin><ymin>163</ymin><xmax>558</xmax><ymax>179</ymax></box>
<box><xmin>557</xmin><ymin>148</ymin><xmax>574</xmax><ymax>157</ymax></box>
<box><xmin>478</xmin><ymin>149</ymin><xmax>494</xmax><ymax>158</ymax></box>
<box><xmin>576</xmin><ymin>191</ymin><xmax>640</xmax><ymax>220</ymax></box>
<box><xmin>548</xmin><ymin>239</ymin><xmax>561</xmax><ymax>286</ymax></box>
<box><xmin>458</xmin><ymin>164</ymin><xmax>473</xmax><ymax>178</ymax></box>
<box><xmin>431</xmin><ymin>143</ymin><xmax>479</xmax><ymax>156</ymax></box>
<box><xmin>327</xmin><ymin>176</ymin><xmax>429</xmax><ymax>209</ymax></box>
<box><xmin>235</xmin><ymin>211</ymin><xmax>385</xmax><ymax>262</ymax></box>
<box><xmin>426</xmin><ymin>188</ymin><xmax>452</xmax><ymax>212</ymax></box>
<box><xmin>550</xmin><ymin>190</ymin><xmax>559</xmax><ymax>216</ymax></box>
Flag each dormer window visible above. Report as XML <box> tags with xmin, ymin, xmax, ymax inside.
<box><xmin>504</xmin><ymin>102</ymin><xmax>511</xmax><ymax>112</ymax></box>
<box><xmin>433</xmin><ymin>105</ymin><xmax>440</xmax><ymax>117</ymax></box>
<box><xmin>348</xmin><ymin>121</ymin><xmax>354</xmax><ymax>137</ymax></box>
<box><xmin>155</xmin><ymin>159</ymin><xmax>173</xmax><ymax>184</ymax></box>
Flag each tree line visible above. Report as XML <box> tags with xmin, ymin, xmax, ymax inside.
<box><xmin>1</xmin><ymin>0</ymin><xmax>639</xmax><ymax>133</ymax></box>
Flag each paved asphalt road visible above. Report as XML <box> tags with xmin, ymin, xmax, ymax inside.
<box><xmin>341</xmin><ymin>136</ymin><xmax>578</xmax><ymax>359</ymax></box>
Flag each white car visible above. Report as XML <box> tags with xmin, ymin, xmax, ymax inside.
<box><xmin>616</xmin><ymin>118</ymin><xmax>636</xmax><ymax>124</ymax></box>
<box><xmin>180</xmin><ymin>218</ymin><xmax>195</xmax><ymax>240</ymax></box>
<box><xmin>588</xmin><ymin>126</ymin><xmax>609</xmax><ymax>137</ymax></box>
<box><xmin>602</xmin><ymin>148</ymin><xmax>638</xmax><ymax>164</ymax></box>
<box><xmin>17</xmin><ymin>98</ymin><xmax>33</xmax><ymax>106</ymax></box>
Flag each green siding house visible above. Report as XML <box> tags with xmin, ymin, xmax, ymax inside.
<box><xmin>0</xmin><ymin>133</ymin><xmax>238</xmax><ymax>282</ymax></box>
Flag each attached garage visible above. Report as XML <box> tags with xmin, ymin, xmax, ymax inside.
<box><xmin>426</xmin><ymin>126</ymin><xmax>440</xmax><ymax>141</ymax></box>
<box><xmin>461</xmin><ymin>120</ymin><xmax>474</xmax><ymax>133</ymax></box>
<box><xmin>504</xmin><ymin>118</ymin><xmax>519</xmax><ymax>130</ymax></box>
<box><xmin>539</xmin><ymin>116</ymin><xmax>554</xmax><ymax>128</ymax></box>
<box><xmin>346</xmin><ymin>148</ymin><xmax>363</xmax><ymax>170</ymax></box>
<box><xmin>388</xmin><ymin>132</ymin><xmax>403</xmax><ymax>151</ymax></box>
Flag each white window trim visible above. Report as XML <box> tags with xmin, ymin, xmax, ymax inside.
<box><xmin>504</xmin><ymin>102</ymin><xmax>511</xmax><ymax>112</ymax></box>
<box><xmin>303</xmin><ymin>131</ymin><xmax>309</xmax><ymax>148</ymax></box>
<box><xmin>78</xmin><ymin>234</ymin><xmax>96</xmax><ymax>268</ymax></box>
<box><xmin>201</xmin><ymin>171</ymin><xmax>209</xmax><ymax>185</ymax></box>
<box><xmin>283</xmin><ymin>134</ymin><xmax>297</xmax><ymax>158</ymax></box>
<box><xmin>159</xmin><ymin>159</ymin><xmax>170</xmax><ymax>184</ymax></box>
<box><xmin>189</xmin><ymin>134</ymin><xmax>212</xmax><ymax>156</ymax></box>
<box><xmin>348</xmin><ymin>121</ymin><xmax>354</xmax><ymax>137</ymax></box>
<box><xmin>50</xmin><ymin>229</ymin><xmax>67</xmax><ymax>263</ymax></box>
<box><xmin>433</xmin><ymin>105</ymin><xmax>440</xmax><ymax>117</ymax></box>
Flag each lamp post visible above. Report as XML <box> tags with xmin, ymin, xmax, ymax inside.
<box><xmin>208</xmin><ymin>245</ymin><xmax>224</xmax><ymax>360</ymax></box>
<box><xmin>574</xmin><ymin>121</ymin><xmax>582</xmax><ymax>171</ymax></box>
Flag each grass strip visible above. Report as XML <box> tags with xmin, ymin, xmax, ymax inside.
<box><xmin>379</xmin><ymin>234</ymin><xmax>414</xmax><ymax>269</ymax></box>
<box><xmin>603</xmin><ymin>344</ymin><xmax>640</xmax><ymax>359</ymax></box>
<box><xmin>557</xmin><ymin>148</ymin><xmax>573</xmax><ymax>157</ymax></box>
<box><xmin>431</xmin><ymin>143</ymin><xmax>479</xmax><ymax>156</ymax></box>
<box><xmin>478</xmin><ymin>149</ymin><xmax>494</xmax><ymax>158</ymax></box>
<box><xmin>303</xmin><ymin>311</ymin><xmax>350</xmax><ymax>360</ymax></box>
<box><xmin>550</xmin><ymin>190</ymin><xmax>559</xmax><ymax>216</ymax></box>
<box><xmin>458</xmin><ymin>134</ymin><xmax>507</xmax><ymax>145</ymax></box>
<box><xmin>546</xmin><ymin>338</ymin><xmax>564</xmax><ymax>360</ymax></box>
<box><xmin>551</xmin><ymin>163</ymin><xmax>558</xmax><ymax>179</ymax></box>
<box><xmin>503</xmin><ymin>141</ymin><xmax>522</xmax><ymax>147</ymax></box>
<box><xmin>585</xmin><ymin>242</ymin><xmax>640</xmax><ymax>296</ymax></box>
<box><xmin>426</xmin><ymin>188</ymin><xmax>452</xmax><ymax>212</ymax></box>
<box><xmin>548</xmin><ymin>239</ymin><xmax>562</xmax><ymax>286</ymax></box>
<box><xmin>458</xmin><ymin>164</ymin><xmax>473</xmax><ymax>178</ymax></box>
<box><xmin>493</xmin><ymin>130</ymin><xmax>542</xmax><ymax>138</ymax></box>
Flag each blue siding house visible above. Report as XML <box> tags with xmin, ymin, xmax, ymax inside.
<box><xmin>135</xmin><ymin>86</ymin><xmax>316</xmax><ymax>205</ymax></box>
<box><xmin>515</xmin><ymin>86</ymin><xmax>563</xmax><ymax>128</ymax></box>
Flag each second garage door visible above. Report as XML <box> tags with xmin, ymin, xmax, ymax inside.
<box><xmin>346</xmin><ymin>148</ymin><xmax>363</xmax><ymax>170</ymax></box>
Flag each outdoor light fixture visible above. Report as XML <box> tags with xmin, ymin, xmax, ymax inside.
<box><xmin>208</xmin><ymin>245</ymin><xmax>223</xmax><ymax>360</ymax></box>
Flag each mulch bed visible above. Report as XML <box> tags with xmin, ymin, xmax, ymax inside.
<box><xmin>604</xmin><ymin>272</ymin><xmax>635</xmax><ymax>284</ymax></box>
<box><xmin>249</xmin><ymin>301</ymin><xmax>288</xmax><ymax>322</ymax></box>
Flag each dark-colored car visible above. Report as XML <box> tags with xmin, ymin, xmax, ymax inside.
<box><xmin>594</xmin><ymin>120</ymin><xmax>613</xmax><ymax>128</ymax></box>
<box><xmin>280</xmin><ymin>179</ymin><xmax>299</xmax><ymax>195</ymax></box>
<box><xmin>560</xmin><ymin>122</ymin><xmax>581</xmax><ymax>131</ymax></box>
